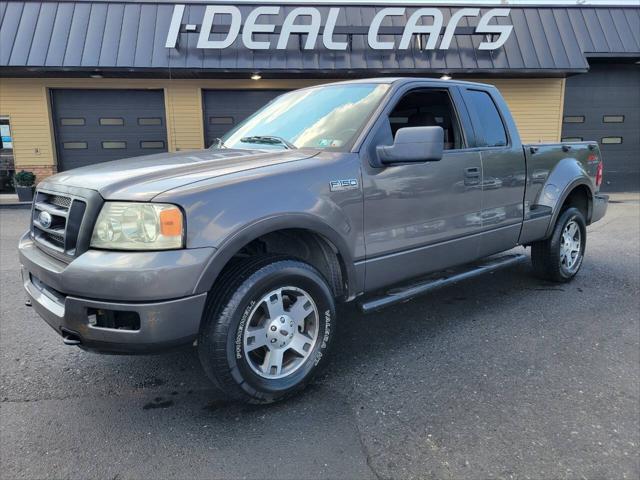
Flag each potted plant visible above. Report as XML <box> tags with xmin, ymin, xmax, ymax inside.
<box><xmin>14</xmin><ymin>170</ymin><xmax>36</xmax><ymax>202</ymax></box>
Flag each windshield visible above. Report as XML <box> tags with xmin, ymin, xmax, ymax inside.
<box><xmin>219</xmin><ymin>83</ymin><xmax>390</xmax><ymax>151</ymax></box>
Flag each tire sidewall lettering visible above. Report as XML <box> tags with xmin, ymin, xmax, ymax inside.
<box><xmin>314</xmin><ymin>309</ymin><xmax>332</xmax><ymax>366</ymax></box>
<box><xmin>235</xmin><ymin>300</ymin><xmax>255</xmax><ymax>360</ymax></box>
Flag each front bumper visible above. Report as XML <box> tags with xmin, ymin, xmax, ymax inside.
<box><xmin>591</xmin><ymin>194</ymin><xmax>609</xmax><ymax>224</ymax></box>
<box><xmin>19</xmin><ymin>233</ymin><xmax>213</xmax><ymax>353</ymax></box>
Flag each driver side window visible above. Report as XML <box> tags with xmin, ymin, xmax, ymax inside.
<box><xmin>388</xmin><ymin>89</ymin><xmax>465</xmax><ymax>150</ymax></box>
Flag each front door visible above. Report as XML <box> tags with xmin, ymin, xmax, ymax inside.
<box><xmin>361</xmin><ymin>87</ymin><xmax>484</xmax><ymax>292</ymax></box>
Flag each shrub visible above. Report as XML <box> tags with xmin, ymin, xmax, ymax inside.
<box><xmin>14</xmin><ymin>170</ymin><xmax>36</xmax><ymax>187</ymax></box>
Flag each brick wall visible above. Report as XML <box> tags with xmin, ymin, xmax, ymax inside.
<box><xmin>14</xmin><ymin>165</ymin><xmax>57</xmax><ymax>185</ymax></box>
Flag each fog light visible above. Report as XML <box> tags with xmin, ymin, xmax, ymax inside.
<box><xmin>88</xmin><ymin>309</ymin><xmax>140</xmax><ymax>331</ymax></box>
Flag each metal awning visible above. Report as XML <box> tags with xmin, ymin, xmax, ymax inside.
<box><xmin>1</xmin><ymin>1</ymin><xmax>638</xmax><ymax>76</ymax></box>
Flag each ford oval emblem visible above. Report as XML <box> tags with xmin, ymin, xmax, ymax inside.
<box><xmin>38</xmin><ymin>211</ymin><xmax>52</xmax><ymax>229</ymax></box>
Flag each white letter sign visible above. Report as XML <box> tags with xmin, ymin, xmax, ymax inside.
<box><xmin>197</xmin><ymin>6</ymin><xmax>241</xmax><ymax>49</ymax></box>
<box><xmin>243</xmin><ymin>6</ymin><xmax>279</xmax><ymax>50</ymax></box>
<box><xmin>167</xmin><ymin>5</ymin><xmax>514</xmax><ymax>52</ymax></box>
<box><xmin>368</xmin><ymin>8</ymin><xmax>405</xmax><ymax>50</ymax></box>
<box><xmin>277</xmin><ymin>7</ymin><xmax>322</xmax><ymax>50</ymax></box>
<box><xmin>399</xmin><ymin>8</ymin><xmax>443</xmax><ymax>50</ymax></box>
<box><xmin>477</xmin><ymin>9</ymin><xmax>513</xmax><ymax>50</ymax></box>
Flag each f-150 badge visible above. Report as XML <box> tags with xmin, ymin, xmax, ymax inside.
<box><xmin>330</xmin><ymin>179</ymin><xmax>359</xmax><ymax>192</ymax></box>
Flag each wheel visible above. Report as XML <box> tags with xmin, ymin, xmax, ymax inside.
<box><xmin>531</xmin><ymin>207</ymin><xmax>587</xmax><ymax>282</ymax></box>
<box><xmin>198</xmin><ymin>256</ymin><xmax>336</xmax><ymax>404</ymax></box>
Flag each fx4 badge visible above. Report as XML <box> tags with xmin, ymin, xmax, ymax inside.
<box><xmin>330</xmin><ymin>179</ymin><xmax>359</xmax><ymax>192</ymax></box>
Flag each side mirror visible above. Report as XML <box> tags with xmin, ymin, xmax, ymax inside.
<box><xmin>376</xmin><ymin>126</ymin><xmax>444</xmax><ymax>165</ymax></box>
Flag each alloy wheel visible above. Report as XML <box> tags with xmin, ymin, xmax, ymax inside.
<box><xmin>242</xmin><ymin>287</ymin><xmax>319</xmax><ymax>379</ymax></box>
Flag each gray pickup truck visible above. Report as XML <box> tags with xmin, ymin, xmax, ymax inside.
<box><xmin>19</xmin><ymin>78</ymin><xmax>608</xmax><ymax>403</ymax></box>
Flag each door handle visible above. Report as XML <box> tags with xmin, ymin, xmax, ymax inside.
<box><xmin>529</xmin><ymin>146</ymin><xmax>539</xmax><ymax>154</ymax></box>
<box><xmin>464</xmin><ymin>167</ymin><xmax>481</xmax><ymax>186</ymax></box>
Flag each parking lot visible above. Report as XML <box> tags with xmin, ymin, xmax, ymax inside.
<box><xmin>1</xmin><ymin>197</ymin><xmax>638</xmax><ymax>480</ymax></box>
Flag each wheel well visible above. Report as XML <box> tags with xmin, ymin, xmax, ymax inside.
<box><xmin>226</xmin><ymin>229</ymin><xmax>347</xmax><ymax>299</ymax></box>
<box><xmin>561</xmin><ymin>185</ymin><xmax>592</xmax><ymax>223</ymax></box>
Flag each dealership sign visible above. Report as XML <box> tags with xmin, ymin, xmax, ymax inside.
<box><xmin>166</xmin><ymin>5</ymin><xmax>513</xmax><ymax>51</ymax></box>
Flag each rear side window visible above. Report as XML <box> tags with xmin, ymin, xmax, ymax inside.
<box><xmin>466</xmin><ymin>90</ymin><xmax>508</xmax><ymax>148</ymax></box>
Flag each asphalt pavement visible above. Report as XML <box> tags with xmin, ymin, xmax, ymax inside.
<box><xmin>1</xmin><ymin>197</ymin><xmax>638</xmax><ymax>480</ymax></box>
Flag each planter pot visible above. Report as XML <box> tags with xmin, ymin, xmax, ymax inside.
<box><xmin>15</xmin><ymin>185</ymin><xmax>35</xmax><ymax>202</ymax></box>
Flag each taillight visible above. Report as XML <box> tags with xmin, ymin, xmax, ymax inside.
<box><xmin>595</xmin><ymin>160</ymin><xmax>603</xmax><ymax>187</ymax></box>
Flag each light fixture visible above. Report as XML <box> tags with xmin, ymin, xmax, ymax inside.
<box><xmin>251</xmin><ymin>73</ymin><xmax>262</xmax><ymax>81</ymax></box>
<box><xmin>90</xmin><ymin>71</ymin><xmax>103</xmax><ymax>79</ymax></box>
<box><xmin>440</xmin><ymin>74</ymin><xmax>452</xmax><ymax>80</ymax></box>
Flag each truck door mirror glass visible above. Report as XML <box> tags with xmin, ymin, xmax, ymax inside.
<box><xmin>376</xmin><ymin>126</ymin><xmax>444</xmax><ymax>165</ymax></box>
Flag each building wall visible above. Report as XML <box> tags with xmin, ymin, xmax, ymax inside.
<box><xmin>0</xmin><ymin>77</ymin><xmax>565</xmax><ymax>182</ymax></box>
<box><xmin>0</xmin><ymin>79</ymin><xmax>57</xmax><ymax>179</ymax></box>
<box><xmin>473</xmin><ymin>78</ymin><xmax>566</xmax><ymax>144</ymax></box>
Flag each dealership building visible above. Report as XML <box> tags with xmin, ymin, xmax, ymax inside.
<box><xmin>0</xmin><ymin>0</ymin><xmax>638</xmax><ymax>191</ymax></box>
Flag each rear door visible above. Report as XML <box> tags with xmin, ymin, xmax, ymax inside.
<box><xmin>51</xmin><ymin>89</ymin><xmax>167</xmax><ymax>171</ymax></box>
<box><xmin>460</xmin><ymin>87</ymin><xmax>526</xmax><ymax>256</ymax></box>
<box><xmin>202</xmin><ymin>89</ymin><xmax>287</xmax><ymax>147</ymax></box>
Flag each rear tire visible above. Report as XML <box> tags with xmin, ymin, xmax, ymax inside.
<box><xmin>198</xmin><ymin>256</ymin><xmax>336</xmax><ymax>404</ymax></box>
<box><xmin>531</xmin><ymin>207</ymin><xmax>587</xmax><ymax>282</ymax></box>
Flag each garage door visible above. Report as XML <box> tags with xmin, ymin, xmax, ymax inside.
<box><xmin>562</xmin><ymin>63</ymin><xmax>640</xmax><ymax>192</ymax></box>
<box><xmin>202</xmin><ymin>90</ymin><xmax>287</xmax><ymax>148</ymax></box>
<box><xmin>52</xmin><ymin>89</ymin><xmax>167</xmax><ymax>171</ymax></box>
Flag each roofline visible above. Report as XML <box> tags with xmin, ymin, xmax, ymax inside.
<box><xmin>0</xmin><ymin>66</ymin><xmax>587</xmax><ymax>79</ymax></box>
<box><xmin>15</xmin><ymin>0</ymin><xmax>640</xmax><ymax>6</ymax></box>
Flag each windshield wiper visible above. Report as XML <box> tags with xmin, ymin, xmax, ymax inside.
<box><xmin>239</xmin><ymin>135</ymin><xmax>297</xmax><ymax>150</ymax></box>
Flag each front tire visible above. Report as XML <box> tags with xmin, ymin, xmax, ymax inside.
<box><xmin>198</xmin><ymin>256</ymin><xmax>336</xmax><ymax>404</ymax></box>
<box><xmin>531</xmin><ymin>207</ymin><xmax>587</xmax><ymax>282</ymax></box>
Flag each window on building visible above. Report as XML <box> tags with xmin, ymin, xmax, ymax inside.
<box><xmin>60</xmin><ymin>118</ymin><xmax>85</xmax><ymax>126</ymax></box>
<box><xmin>603</xmin><ymin>115</ymin><xmax>624</xmax><ymax>123</ymax></box>
<box><xmin>601</xmin><ymin>137</ymin><xmax>623</xmax><ymax>144</ymax></box>
<box><xmin>562</xmin><ymin>137</ymin><xmax>583</xmax><ymax>142</ymax></box>
<box><xmin>387</xmin><ymin>89</ymin><xmax>465</xmax><ymax>150</ymax></box>
<box><xmin>465</xmin><ymin>90</ymin><xmax>508</xmax><ymax>147</ymax></box>
<box><xmin>63</xmin><ymin>142</ymin><xmax>88</xmax><ymax>149</ymax></box>
<box><xmin>140</xmin><ymin>141</ymin><xmax>165</xmax><ymax>149</ymax></box>
<box><xmin>102</xmin><ymin>141</ymin><xmax>126</xmax><ymax>149</ymax></box>
<box><xmin>0</xmin><ymin>117</ymin><xmax>14</xmax><ymax>193</ymax></box>
<box><xmin>99</xmin><ymin>118</ymin><xmax>124</xmax><ymax>126</ymax></box>
<box><xmin>138</xmin><ymin>117</ymin><xmax>162</xmax><ymax>126</ymax></box>
<box><xmin>209</xmin><ymin>116</ymin><xmax>234</xmax><ymax>125</ymax></box>
<box><xmin>563</xmin><ymin>116</ymin><xmax>585</xmax><ymax>123</ymax></box>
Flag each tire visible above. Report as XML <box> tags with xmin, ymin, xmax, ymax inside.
<box><xmin>531</xmin><ymin>207</ymin><xmax>587</xmax><ymax>282</ymax></box>
<box><xmin>198</xmin><ymin>255</ymin><xmax>336</xmax><ymax>404</ymax></box>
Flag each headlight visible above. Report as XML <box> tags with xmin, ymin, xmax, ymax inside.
<box><xmin>91</xmin><ymin>202</ymin><xmax>184</xmax><ymax>250</ymax></box>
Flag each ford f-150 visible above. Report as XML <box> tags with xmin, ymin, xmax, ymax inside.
<box><xmin>19</xmin><ymin>78</ymin><xmax>608</xmax><ymax>403</ymax></box>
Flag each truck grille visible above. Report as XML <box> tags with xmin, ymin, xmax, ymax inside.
<box><xmin>31</xmin><ymin>190</ymin><xmax>87</xmax><ymax>257</ymax></box>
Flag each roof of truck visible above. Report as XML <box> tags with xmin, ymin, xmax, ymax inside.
<box><xmin>321</xmin><ymin>77</ymin><xmax>494</xmax><ymax>89</ymax></box>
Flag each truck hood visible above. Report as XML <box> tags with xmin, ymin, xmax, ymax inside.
<box><xmin>43</xmin><ymin>148</ymin><xmax>318</xmax><ymax>201</ymax></box>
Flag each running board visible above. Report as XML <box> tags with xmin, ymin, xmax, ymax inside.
<box><xmin>359</xmin><ymin>254</ymin><xmax>528</xmax><ymax>313</ymax></box>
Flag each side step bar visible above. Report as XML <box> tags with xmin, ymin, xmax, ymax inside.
<box><xmin>359</xmin><ymin>254</ymin><xmax>528</xmax><ymax>313</ymax></box>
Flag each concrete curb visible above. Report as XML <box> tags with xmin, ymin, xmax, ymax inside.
<box><xmin>0</xmin><ymin>202</ymin><xmax>32</xmax><ymax>209</ymax></box>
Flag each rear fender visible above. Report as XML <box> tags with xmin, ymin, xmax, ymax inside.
<box><xmin>534</xmin><ymin>158</ymin><xmax>594</xmax><ymax>238</ymax></box>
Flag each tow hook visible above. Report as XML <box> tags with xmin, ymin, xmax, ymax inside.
<box><xmin>25</xmin><ymin>299</ymin><xmax>32</xmax><ymax>307</ymax></box>
<box><xmin>60</xmin><ymin>329</ymin><xmax>82</xmax><ymax>346</ymax></box>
